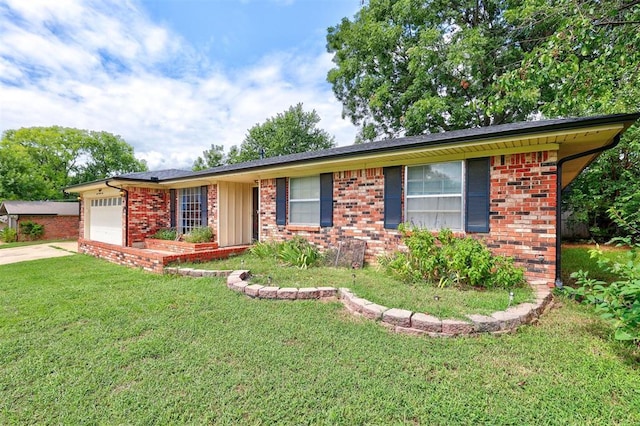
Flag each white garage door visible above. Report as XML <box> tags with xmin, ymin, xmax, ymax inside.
<box><xmin>89</xmin><ymin>197</ymin><xmax>123</xmax><ymax>245</ymax></box>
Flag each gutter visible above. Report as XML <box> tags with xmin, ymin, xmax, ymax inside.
<box><xmin>554</xmin><ymin>134</ymin><xmax>622</xmax><ymax>287</ymax></box>
<box><xmin>105</xmin><ymin>181</ymin><xmax>129</xmax><ymax>247</ymax></box>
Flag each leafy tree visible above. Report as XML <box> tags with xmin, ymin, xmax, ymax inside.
<box><xmin>328</xmin><ymin>0</ymin><xmax>640</xmax><ymax>239</ymax></box>
<box><xmin>499</xmin><ymin>0</ymin><xmax>640</xmax><ymax>117</ymax></box>
<box><xmin>500</xmin><ymin>0</ymin><xmax>640</xmax><ymax>239</ymax></box>
<box><xmin>562</xmin><ymin>127</ymin><xmax>640</xmax><ymax>240</ymax></box>
<box><xmin>0</xmin><ymin>126</ymin><xmax>147</xmax><ymax>200</ymax></box>
<box><xmin>72</xmin><ymin>130</ymin><xmax>148</xmax><ymax>184</ymax></box>
<box><xmin>227</xmin><ymin>103</ymin><xmax>335</xmax><ymax>164</ymax></box>
<box><xmin>192</xmin><ymin>144</ymin><xmax>225</xmax><ymax>171</ymax></box>
<box><xmin>326</xmin><ymin>0</ymin><xmax>537</xmax><ymax>141</ymax></box>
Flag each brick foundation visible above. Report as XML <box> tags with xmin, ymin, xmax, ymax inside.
<box><xmin>78</xmin><ymin>238</ymin><xmax>247</xmax><ymax>273</ymax></box>
<box><xmin>144</xmin><ymin>238</ymin><xmax>219</xmax><ymax>253</ymax></box>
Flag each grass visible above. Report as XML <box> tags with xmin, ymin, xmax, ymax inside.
<box><xmin>1</xmin><ymin>254</ymin><xmax>638</xmax><ymax>424</ymax></box>
<box><xmin>561</xmin><ymin>242</ymin><xmax>637</xmax><ymax>286</ymax></box>
<box><xmin>178</xmin><ymin>253</ymin><xmax>533</xmax><ymax>319</ymax></box>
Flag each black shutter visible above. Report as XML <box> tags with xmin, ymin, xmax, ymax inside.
<box><xmin>384</xmin><ymin>166</ymin><xmax>402</xmax><ymax>229</ymax></box>
<box><xmin>466</xmin><ymin>157</ymin><xmax>490</xmax><ymax>233</ymax></box>
<box><xmin>320</xmin><ymin>173</ymin><xmax>333</xmax><ymax>227</ymax></box>
<box><xmin>276</xmin><ymin>178</ymin><xmax>286</xmax><ymax>226</ymax></box>
<box><xmin>200</xmin><ymin>185</ymin><xmax>208</xmax><ymax>226</ymax></box>
<box><xmin>169</xmin><ymin>189</ymin><xmax>176</xmax><ymax>229</ymax></box>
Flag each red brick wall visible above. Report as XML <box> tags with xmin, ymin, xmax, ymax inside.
<box><xmin>259</xmin><ymin>152</ymin><xmax>558</xmax><ymax>284</ymax></box>
<box><xmin>260</xmin><ymin>168</ymin><xmax>403</xmax><ymax>262</ymax></box>
<box><xmin>127</xmin><ymin>188</ymin><xmax>170</xmax><ymax>244</ymax></box>
<box><xmin>17</xmin><ymin>215</ymin><xmax>79</xmax><ymax>240</ymax></box>
<box><xmin>485</xmin><ymin>152</ymin><xmax>557</xmax><ymax>283</ymax></box>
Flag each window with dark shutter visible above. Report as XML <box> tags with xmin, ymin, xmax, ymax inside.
<box><xmin>384</xmin><ymin>166</ymin><xmax>402</xmax><ymax>229</ymax></box>
<box><xmin>320</xmin><ymin>173</ymin><xmax>333</xmax><ymax>227</ymax></box>
<box><xmin>170</xmin><ymin>189</ymin><xmax>176</xmax><ymax>228</ymax></box>
<box><xmin>276</xmin><ymin>177</ymin><xmax>286</xmax><ymax>226</ymax></box>
<box><xmin>465</xmin><ymin>157</ymin><xmax>490</xmax><ymax>233</ymax></box>
<box><xmin>200</xmin><ymin>185</ymin><xmax>208</xmax><ymax>226</ymax></box>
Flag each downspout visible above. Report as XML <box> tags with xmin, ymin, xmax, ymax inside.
<box><xmin>554</xmin><ymin>134</ymin><xmax>621</xmax><ymax>287</ymax></box>
<box><xmin>105</xmin><ymin>181</ymin><xmax>129</xmax><ymax>247</ymax></box>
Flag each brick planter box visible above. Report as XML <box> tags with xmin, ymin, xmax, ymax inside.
<box><xmin>145</xmin><ymin>238</ymin><xmax>218</xmax><ymax>254</ymax></box>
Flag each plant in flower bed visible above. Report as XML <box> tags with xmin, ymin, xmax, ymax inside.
<box><xmin>0</xmin><ymin>226</ymin><xmax>17</xmax><ymax>243</ymax></box>
<box><xmin>249</xmin><ymin>236</ymin><xmax>321</xmax><ymax>269</ymax></box>
<box><xmin>182</xmin><ymin>226</ymin><xmax>214</xmax><ymax>243</ymax></box>
<box><xmin>151</xmin><ymin>228</ymin><xmax>177</xmax><ymax>240</ymax></box>
<box><xmin>18</xmin><ymin>220</ymin><xmax>44</xmax><ymax>241</ymax></box>
<box><xmin>380</xmin><ymin>225</ymin><xmax>526</xmax><ymax>289</ymax></box>
<box><xmin>183</xmin><ymin>247</ymin><xmax>533</xmax><ymax>319</ymax></box>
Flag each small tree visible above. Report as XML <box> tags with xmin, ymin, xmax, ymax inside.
<box><xmin>227</xmin><ymin>103</ymin><xmax>335</xmax><ymax>164</ymax></box>
<box><xmin>193</xmin><ymin>144</ymin><xmax>225</xmax><ymax>171</ymax></box>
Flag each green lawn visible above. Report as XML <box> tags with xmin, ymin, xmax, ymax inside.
<box><xmin>1</xmin><ymin>255</ymin><xmax>638</xmax><ymax>424</ymax></box>
<box><xmin>180</xmin><ymin>254</ymin><xmax>534</xmax><ymax>319</ymax></box>
<box><xmin>561</xmin><ymin>243</ymin><xmax>636</xmax><ymax>286</ymax></box>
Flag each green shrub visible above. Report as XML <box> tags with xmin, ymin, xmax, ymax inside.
<box><xmin>564</xmin><ymin>200</ymin><xmax>640</xmax><ymax>344</ymax></box>
<box><xmin>277</xmin><ymin>237</ymin><xmax>321</xmax><ymax>269</ymax></box>
<box><xmin>250</xmin><ymin>237</ymin><xmax>321</xmax><ymax>269</ymax></box>
<box><xmin>0</xmin><ymin>227</ymin><xmax>17</xmax><ymax>243</ymax></box>
<box><xmin>151</xmin><ymin>228</ymin><xmax>177</xmax><ymax>240</ymax></box>
<box><xmin>566</xmin><ymin>245</ymin><xmax>640</xmax><ymax>343</ymax></box>
<box><xmin>249</xmin><ymin>240</ymin><xmax>279</xmax><ymax>258</ymax></box>
<box><xmin>19</xmin><ymin>221</ymin><xmax>44</xmax><ymax>240</ymax></box>
<box><xmin>381</xmin><ymin>225</ymin><xmax>525</xmax><ymax>289</ymax></box>
<box><xmin>183</xmin><ymin>227</ymin><xmax>214</xmax><ymax>243</ymax></box>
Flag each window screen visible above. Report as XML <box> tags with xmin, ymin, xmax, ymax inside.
<box><xmin>406</xmin><ymin>162</ymin><xmax>463</xmax><ymax>230</ymax></box>
<box><xmin>289</xmin><ymin>176</ymin><xmax>320</xmax><ymax>225</ymax></box>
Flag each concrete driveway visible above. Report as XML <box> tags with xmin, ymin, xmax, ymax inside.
<box><xmin>0</xmin><ymin>241</ymin><xmax>78</xmax><ymax>266</ymax></box>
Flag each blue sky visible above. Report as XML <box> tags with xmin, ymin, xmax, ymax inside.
<box><xmin>0</xmin><ymin>0</ymin><xmax>360</xmax><ymax>169</ymax></box>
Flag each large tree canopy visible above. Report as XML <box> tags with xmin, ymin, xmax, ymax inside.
<box><xmin>0</xmin><ymin>126</ymin><xmax>147</xmax><ymax>201</ymax></box>
<box><xmin>327</xmin><ymin>0</ymin><xmax>639</xmax><ymax>141</ymax></box>
<box><xmin>326</xmin><ymin>0</ymin><xmax>538</xmax><ymax>141</ymax></box>
<box><xmin>499</xmin><ymin>0</ymin><xmax>640</xmax><ymax>117</ymax></box>
<box><xmin>327</xmin><ymin>0</ymin><xmax>640</xmax><ymax>239</ymax></box>
<box><xmin>500</xmin><ymin>0</ymin><xmax>640</xmax><ymax>239</ymax></box>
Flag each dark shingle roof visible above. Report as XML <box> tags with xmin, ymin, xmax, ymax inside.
<box><xmin>67</xmin><ymin>112</ymin><xmax>640</xmax><ymax>188</ymax></box>
<box><xmin>174</xmin><ymin>112</ymin><xmax>639</xmax><ymax>181</ymax></box>
<box><xmin>0</xmin><ymin>201</ymin><xmax>79</xmax><ymax>216</ymax></box>
<box><xmin>116</xmin><ymin>169</ymin><xmax>193</xmax><ymax>181</ymax></box>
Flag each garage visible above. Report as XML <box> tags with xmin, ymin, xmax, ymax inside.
<box><xmin>88</xmin><ymin>197</ymin><xmax>123</xmax><ymax>245</ymax></box>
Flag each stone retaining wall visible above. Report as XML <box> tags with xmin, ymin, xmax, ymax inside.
<box><xmin>166</xmin><ymin>266</ymin><xmax>553</xmax><ymax>337</ymax></box>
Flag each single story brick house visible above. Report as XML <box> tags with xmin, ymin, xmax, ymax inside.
<box><xmin>0</xmin><ymin>200</ymin><xmax>80</xmax><ymax>240</ymax></box>
<box><xmin>66</xmin><ymin>113</ymin><xmax>640</xmax><ymax>284</ymax></box>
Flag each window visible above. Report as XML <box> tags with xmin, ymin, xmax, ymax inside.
<box><xmin>178</xmin><ymin>187</ymin><xmax>202</xmax><ymax>234</ymax></box>
<box><xmin>406</xmin><ymin>161</ymin><xmax>463</xmax><ymax>230</ymax></box>
<box><xmin>90</xmin><ymin>197</ymin><xmax>122</xmax><ymax>207</ymax></box>
<box><xmin>289</xmin><ymin>176</ymin><xmax>320</xmax><ymax>225</ymax></box>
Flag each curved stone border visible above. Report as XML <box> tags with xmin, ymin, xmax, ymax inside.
<box><xmin>166</xmin><ymin>266</ymin><xmax>553</xmax><ymax>337</ymax></box>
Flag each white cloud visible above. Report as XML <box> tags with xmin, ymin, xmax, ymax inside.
<box><xmin>0</xmin><ymin>0</ymin><xmax>357</xmax><ymax>170</ymax></box>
